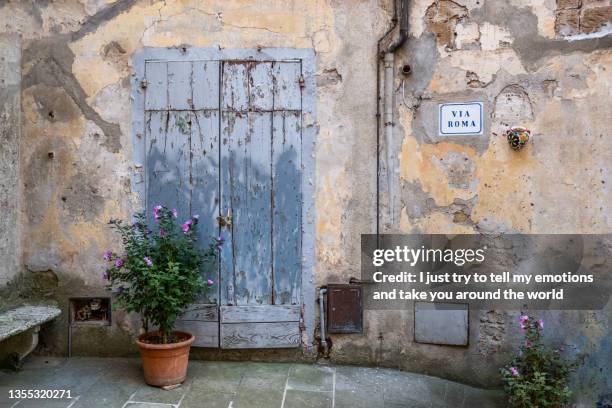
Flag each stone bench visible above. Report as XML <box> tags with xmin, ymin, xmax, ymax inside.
<box><xmin>0</xmin><ymin>305</ymin><xmax>61</xmax><ymax>368</ymax></box>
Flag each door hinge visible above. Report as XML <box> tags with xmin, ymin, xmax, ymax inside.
<box><xmin>140</xmin><ymin>79</ymin><xmax>148</xmax><ymax>89</ymax></box>
<box><xmin>298</xmin><ymin>75</ymin><xmax>305</xmax><ymax>88</ymax></box>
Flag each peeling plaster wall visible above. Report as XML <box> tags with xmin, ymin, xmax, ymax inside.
<box><xmin>0</xmin><ymin>34</ymin><xmax>21</xmax><ymax>287</ymax></box>
<box><xmin>0</xmin><ymin>0</ymin><xmax>610</xmax><ymax>404</ymax></box>
<box><xmin>370</xmin><ymin>0</ymin><xmax>611</xmax><ymax>404</ymax></box>
<box><xmin>0</xmin><ymin>0</ymin><xmax>385</xmax><ymax>359</ymax></box>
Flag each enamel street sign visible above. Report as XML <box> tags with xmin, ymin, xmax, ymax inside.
<box><xmin>438</xmin><ymin>102</ymin><xmax>483</xmax><ymax>136</ymax></box>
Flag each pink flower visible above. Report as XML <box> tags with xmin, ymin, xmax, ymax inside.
<box><xmin>525</xmin><ymin>340</ymin><xmax>533</xmax><ymax>348</ymax></box>
<box><xmin>153</xmin><ymin>204</ymin><xmax>163</xmax><ymax>220</ymax></box>
<box><xmin>103</xmin><ymin>250</ymin><xmax>112</xmax><ymax>261</ymax></box>
<box><xmin>172</xmin><ymin>208</ymin><xmax>178</xmax><ymax>218</ymax></box>
<box><xmin>509</xmin><ymin>367</ymin><xmax>519</xmax><ymax>377</ymax></box>
<box><xmin>143</xmin><ymin>256</ymin><xmax>153</xmax><ymax>267</ymax></box>
<box><xmin>538</xmin><ymin>319</ymin><xmax>544</xmax><ymax>329</ymax></box>
<box><xmin>207</xmin><ymin>279</ymin><xmax>214</xmax><ymax>286</ymax></box>
<box><xmin>114</xmin><ymin>258</ymin><xmax>124</xmax><ymax>268</ymax></box>
<box><xmin>519</xmin><ymin>314</ymin><xmax>529</xmax><ymax>329</ymax></box>
<box><xmin>181</xmin><ymin>220</ymin><xmax>192</xmax><ymax>233</ymax></box>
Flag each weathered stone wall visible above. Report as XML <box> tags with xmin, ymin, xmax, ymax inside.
<box><xmin>363</xmin><ymin>0</ymin><xmax>611</xmax><ymax>405</ymax></box>
<box><xmin>0</xmin><ymin>0</ymin><xmax>610</xmax><ymax>405</ymax></box>
<box><xmin>0</xmin><ymin>0</ymin><xmax>386</xmax><ymax>358</ymax></box>
<box><xmin>0</xmin><ymin>34</ymin><xmax>21</xmax><ymax>288</ymax></box>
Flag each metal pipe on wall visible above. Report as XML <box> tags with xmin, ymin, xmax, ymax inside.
<box><xmin>383</xmin><ymin>52</ymin><xmax>396</xmax><ymax>223</ymax></box>
<box><xmin>321</xmin><ymin>0</ymin><xmax>409</xmax><ymax>352</ymax></box>
<box><xmin>319</xmin><ymin>287</ymin><xmax>328</xmax><ymax>350</ymax></box>
<box><xmin>376</xmin><ymin>0</ymin><xmax>409</xmax><ymax>230</ymax></box>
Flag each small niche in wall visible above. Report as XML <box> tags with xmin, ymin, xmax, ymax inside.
<box><xmin>69</xmin><ymin>297</ymin><xmax>111</xmax><ymax>326</ymax></box>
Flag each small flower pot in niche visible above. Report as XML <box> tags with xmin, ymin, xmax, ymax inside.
<box><xmin>506</xmin><ymin>126</ymin><xmax>531</xmax><ymax>150</ymax></box>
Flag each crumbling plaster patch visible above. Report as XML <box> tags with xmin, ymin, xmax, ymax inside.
<box><xmin>431</xmin><ymin>49</ymin><xmax>526</xmax><ymax>94</ymax></box>
<box><xmin>479</xmin><ymin>22</ymin><xmax>514</xmax><ymax>51</ymax></box>
<box><xmin>68</xmin><ymin>0</ymin><xmax>334</xmax><ymax>98</ymax></box>
<box><xmin>397</xmin><ymin>0</ymin><xmax>611</xmax><ymax>236</ymax></box>
<box><xmin>508</xmin><ymin>0</ymin><xmax>557</xmax><ymax>38</ymax></box>
<box><xmin>5</xmin><ymin>0</ymin><xmax>386</xmax><ymax>362</ymax></box>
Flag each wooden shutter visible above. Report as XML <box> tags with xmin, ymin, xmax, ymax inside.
<box><xmin>219</xmin><ymin>61</ymin><xmax>302</xmax><ymax>348</ymax></box>
<box><xmin>144</xmin><ymin>58</ymin><xmax>303</xmax><ymax>349</ymax></box>
<box><xmin>144</xmin><ymin>60</ymin><xmax>221</xmax><ymax>347</ymax></box>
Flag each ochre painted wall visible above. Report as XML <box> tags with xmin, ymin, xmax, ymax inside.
<box><xmin>0</xmin><ymin>0</ymin><xmax>610</xmax><ymax>405</ymax></box>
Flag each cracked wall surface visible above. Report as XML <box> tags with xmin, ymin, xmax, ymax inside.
<box><xmin>0</xmin><ymin>0</ymin><xmax>383</xmax><ymax>360</ymax></box>
<box><xmin>0</xmin><ymin>0</ymin><xmax>610</xmax><ymax>405</ymax></box>
<box><xmin>0</xmin><ymin>34</ymin><xmax>21</xmax><ymax>287</ymax></box>
<box><xmin>370</xmin><ymin>0</ymin><xmax>611</xmax><ymax>404</ymax></box>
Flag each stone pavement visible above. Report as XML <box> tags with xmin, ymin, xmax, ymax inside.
<box><xmin>0</xmin><ymin>357</ymin><xmax>505</xmax><ymax>408</ymax></box>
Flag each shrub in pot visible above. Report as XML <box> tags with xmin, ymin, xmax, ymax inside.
<box><xmin>103</xmin><ymin>205</ymin><xmax>222</xmax><ymax>387</ymax></box>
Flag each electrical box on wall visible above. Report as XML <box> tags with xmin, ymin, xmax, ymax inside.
<box><xmin>326</xmin><ymin>284</ymin><xmax>363</xmax><ymax>334</ymax></box>
<box><xmin>69</xmin><ymin>298</ymin><xmax>111</xmax><ymax>326</ymax></box>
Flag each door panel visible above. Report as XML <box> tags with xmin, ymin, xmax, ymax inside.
<box><xmin>220</xmin><ymin>305</ymin><xmax>300</xmax><ymax>323</ymax></box>
<box><xmin>167</xmin><ymin>61</ymin><xmax>192</xmax><ymax>110</ymax></box>
<box><xmin>273</xmin><ymin>62</ymin><xmax>301</xmax><ymax>110</ymax></box>
<box><xmin>175</xmin><ymin>320</ymin><xmax>219</xmax><ymax>347</ymax></box>
<box><xmin>225</xmin><ymin>112</ymin><xmax>273</xmax><ymax>306</ymax></box>
<box><xmin>219</xmin><ymin>60</ymin><xmax>302</xmax><ymax>348</ymax></box>
<box><xmin>145</xmin><ymin>58</ymin><xmax>303</xmax><ymax>349</ymax></box>
<box><xmin>146</xmin><ymin>61</ymin><xmax>221</xmax><ymax>346</ymax></box>
<box><xmin>192</xmin><ymin>61</ymin><xmax>220</xmax><ymax>110</ymax></box>
<box><xmin>145</xmin><ymin>61</ymin><xmax>168</xmax><ymax>110</ymax></box>
<box><xmin>191</xmin><ymin>110</ymin><xmax>220</xmax><ymax>304</ymax></box>
<box><xmin>249</xmin><ymin>62</ymin><xmax>274</xmax><ymax>110</ymax></box>
<box><xmin>220</xmin><ymin>322</ymin><xmax>300</xmax><ymax>349</ymax></box>
<box><xmin>145</xmin><ymin>110</ymin><xmax>191</xmax><ymax>218</ymax></box>
<box><xmin>219</xmin><ymin>110</ymin><xmax>247</xmax><ymax>306</ymax></box>
<box><xmin>272</xmin><ymin>111</ymin><xmax>302</xmax><ymax>305</ymax></box>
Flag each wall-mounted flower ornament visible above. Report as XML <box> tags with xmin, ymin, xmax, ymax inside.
<box><xmin>505</xmin><ymin>126</ymin><xmax>531</xmax><ymax>150</ymax></box>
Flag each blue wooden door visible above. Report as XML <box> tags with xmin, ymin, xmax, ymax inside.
<box><xmin>144</xmin><ymin>59</ymin><xmax>302</xmax><ymax>348</ymax></box>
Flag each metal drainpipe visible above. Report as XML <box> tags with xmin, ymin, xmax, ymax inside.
<box><xmin>319</xmin><ymin>287</ymin><xmax>328</xmax><ymax>351</ymax></box>
<box><xmin>383</xmin><ymin>52</ymin><xmax>395</xmax><ymax>223</ymax></box>
<box><xmin>377</xmin><ymin>0</ymin><xmax>409</xmax><ymax>230</ymax></box>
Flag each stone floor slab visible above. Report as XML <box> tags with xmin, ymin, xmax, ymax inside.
<box><xmin>286</xmin><ymin>364</ymin><xmax>334</xmax><ymax>392</ymax></box>
<box><xmin>283</xmin><ymin>389</ymin><xmax>333</xmax><ymax>408</ymax></box>
<box><xmin>0</xmin><ymin>357</ymin><xmax>504</xmax><ymax>408</ymax></box>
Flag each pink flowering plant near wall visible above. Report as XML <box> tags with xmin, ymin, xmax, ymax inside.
<box><xmin>102</xmin><ymin>205</ymin><xmax>222</xmax><ymax>344</ymax></box>
<box><xmin>500</xmin><ymin>313</ymin><xmax>577</xmax><ymax>408</ymax></box>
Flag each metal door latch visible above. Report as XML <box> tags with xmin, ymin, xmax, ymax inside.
<box><xmin>217</xmin><ymin>208</ymin><xmax>233</xmax><ymax>228</ymax></box>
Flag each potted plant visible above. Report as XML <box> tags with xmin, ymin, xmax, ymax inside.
<box><xmin>102</xmin><ymin>205</ymin><xmax>222</xmax><ymax>387</ymax></box>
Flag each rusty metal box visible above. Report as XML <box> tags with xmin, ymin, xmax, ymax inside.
<box><xmin>326</xmin><ymin>284</ymin><xmax>363</xmax><ymax>334</ymax></box>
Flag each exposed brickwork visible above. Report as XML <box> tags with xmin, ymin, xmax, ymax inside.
<box><xmin>425</xmin><ymin>0</ymin><xmax>468</xmax><ymax>49</ymax></box>
<box><xmin>582</xmin><ymin>5</ymin><xmax>612</xmax><ymax>33</ymax></box>
<box><xmin>555</xmin><ymin>0</ymin><xmax>612</xmax><ymax>36</ymax></box>
<box><xmin>557</xmin><ymin>0</ymin><xmax>582</xmax><ymax>9</ymax></box>
<box><xmin>555</xmin><ymin>9</ymin><xmax>581</xmax><ymax>36</ymax></box>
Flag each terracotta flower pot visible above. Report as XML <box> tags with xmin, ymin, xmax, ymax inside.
<box><xmin>136</xmin><ymin>331</ymin><xmax>195</xmax><ymax>387</ymax></box>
